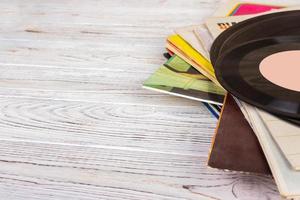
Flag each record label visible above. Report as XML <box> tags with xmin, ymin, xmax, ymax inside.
<box><xmin>259</xmin><ymin>50</ymin><xmax>300</xmax><ymax>92</ymax></box>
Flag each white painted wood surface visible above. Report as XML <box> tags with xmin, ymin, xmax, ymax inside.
<box><xmin>0</xmin><ymin>0</ymin><xmax>287</xmax><ymax>199</ymax></box>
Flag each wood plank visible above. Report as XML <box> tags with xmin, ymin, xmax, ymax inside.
<box><xmin>0</xmin><ymin>140</ymin><xmax>278</xmax><ymax>200</ymax></box>
<box><xmin>0</xmin><ymin>63</ymin><xmax>208</xmax><ymax>106</ymax></box>
<box><xmin>0</xmin><ymin>97</ymin><xmax>215</xmax><ymax>156</ymax></box>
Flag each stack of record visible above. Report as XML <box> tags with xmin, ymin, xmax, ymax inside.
<box><xmin>143</xmin><ymin>1</ymin><xmax>300</xmax><ymax>198</ymax></box>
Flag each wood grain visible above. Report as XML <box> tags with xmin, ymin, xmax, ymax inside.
<box><xmin>0</xmin><ymin>0</ymin><xmax>284</xmax><ymax>199</ymax></box>
<box><xmin>0</xmin><ymin>140</ymin><xmax>278</xmax><ymax>200</ymax></box>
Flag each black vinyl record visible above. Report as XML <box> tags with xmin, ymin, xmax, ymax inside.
<box><xmin>215</xmin><ymin>36</ymin><xmax>300</xmax><ymax>120</ymax></box>
<box><xmin>288</xmin><ymin>118</ymin><xmax>300</xmax><ymax>126</ymax></box>
<box><xmin>210</xmin><ymin>10</ymin><xmax>300</xmax><ymax>66</ymax></box>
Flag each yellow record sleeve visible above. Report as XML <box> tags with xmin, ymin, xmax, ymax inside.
<box><xmin>167</xmin><ymin>34</ymin><xmax>215</xmax><ymax>79</ymax></box>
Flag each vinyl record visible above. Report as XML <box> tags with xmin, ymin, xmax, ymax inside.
<box><xmin>210</xmin><ymin>10</ymin><xmax>300</xmax><ymax>66</ymax></box>
<box><xmin>215</xmin><ymin>36</ymin><xmax>300</xmax><ymax>120</ymax></box>
<box><xmin>288</xmin><ymin>118</ymin><xmax>300</xmax><ymax>126</ymax></box>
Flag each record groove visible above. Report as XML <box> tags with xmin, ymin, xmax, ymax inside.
<box><xmin>210</xmin><ymin>10</ymin><xmax>300</xmax><ymax>66</ymax></box>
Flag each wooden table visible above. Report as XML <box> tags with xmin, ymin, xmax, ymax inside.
<box><xmin>0</xmin><ymin>0</ymin><xmax>282</xmax><ymax>199</ymax></box>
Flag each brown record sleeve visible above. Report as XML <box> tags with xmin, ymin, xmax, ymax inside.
<box><xmin>208</xmin><ymin>94</ymin><xmax>271</xmax><ymax>174</ymax></box>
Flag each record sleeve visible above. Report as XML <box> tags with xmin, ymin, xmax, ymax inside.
<box><xmin>143</xmin><ymin>55</ymin><xmax>225</xmax><ymax>105</ymax></box>
<box><xmin>208</xmin><ymin>94</ymin><xmax>270</xmax><ymax>174</ymax></box>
